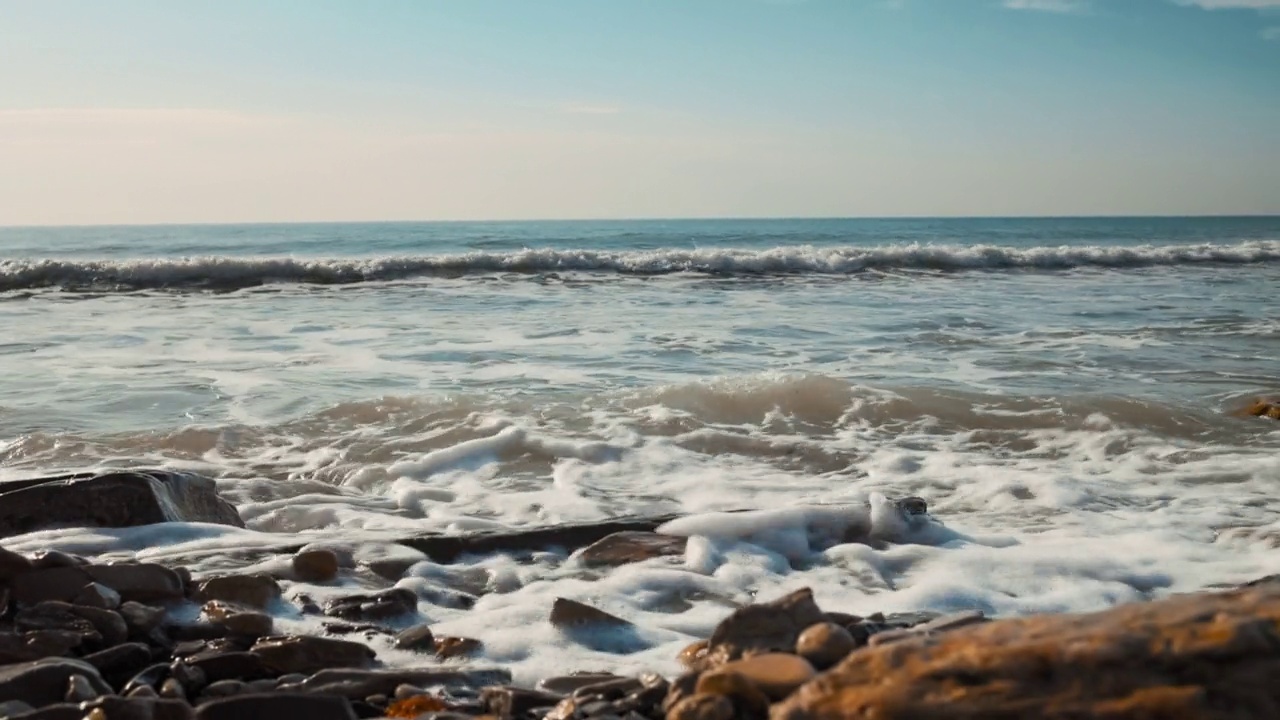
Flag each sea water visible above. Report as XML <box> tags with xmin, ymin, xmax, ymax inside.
<box><xmin>1</xmin><ymin>217</ymin><xmax>1278</xmax><ymax>683</ymax></box>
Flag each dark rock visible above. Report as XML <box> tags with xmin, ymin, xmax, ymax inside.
<box><xmin>167</xmin><ymin>622</ymin><xmax>230</xmax><ymax>642</ymax></box>
<box><xmin>194</xmin><ymin>693</ymin><xmax>358</xmax><ymax>720</ymax></box>
<box><xmin>482</xmin><ymin>686</ymin><xmax>564</xmax><ymax>717</ymax></box>
<box><xmin>168</xmin><ymin>661</ymin><xmax>207</xmax><ymax>695</ymax></box>
<box><xmin>85</xmin><ymin>563</ymin><xmax>185</xmax><ymax>603</ymax></box>
<box><xmin>392</xmin><ymin>623</ymin><xmax>434</xmax><ymax>651</ymax></box>
<box><xmin>82</xmin><ymin>695</ymin><xmax>197</xmax><ymax>720</ymax></box>
<box><xmin>0</xmin><ymin>701</ymin><xmax>35</xmax><ymax>718</ymax></box>
<box><xmin>186</xmin><ymin>651</ymin><xmax>269</xmax><ymax>683</ymax></box>
<box><xmin>194</xmin><ymin>575</ymin><xmax>280</xmax><ymax>610</ymax></box>
<box><xmin>13</xmin><ymin>602</ymin><xmax>102</xmax><ymax>645</ymax></box>
<box><xmin>364</xmin><ymin>558</ymin><xmax>419</xmax><ymax>582</ymax></box>
<box><xmin>250</xmin><ymin>635</ymin><xmax>376</xmax><ymax>675</ymax></box>
<box><xmin>159</xmin><ymin>678</ymin><xmax>186</xmax><ymax>699</ymax></box>
<box><xmin>122</xmin><ymin>662</ymin><xmax>170</xmax><ymax>695</ymax></box>
<box><xmin>197</xmin><ymin>679</ymin><xmax>247</xmax><ymax>701</ymax></box>
<box><xmin>65</xmin><ymin>673</ymin><xmax>102</xmax><ymax>702</ymax></box>
<box><xmin>83</xmin><ymin>643</ymin><xmax>155</xmax><ymax>689</ymax></box>
<box><xmin>716</xmin><ymin>653</ymin><xmax>815</xmax><ymax>701</ymax></box>
<box><xmin>46</xmin><ymin>601</ymin><xmax>128</xmax><ymax>646</ymax></box>
<box><xmin>549</xmin><ymin>598</ymin><xmax>631</xmax><ymax>628</ymax></box>
<box><xmin>119</xmin><ymin>601</ymin><xmax>167</xmax><ymax>636</ymax></box>
<box><xmin>72</xmin><ymin>582</ymin><xmax>122</xmax><ymax>610</ymax></box>
<box><xmin>29</xmin><ymin>551</ymin><xmax>87</xmax><ymax>570</ymax></box>
<box><xmin>703</xmin><ymin>587</ymin><xmax>825</xmax><ymax>668</ymax></box>
<box><xmin>418</xmin><ymin>585</ymin><xmax>476</xmax><ymax>610</ymax></box>
<box><xmin>5</xmin><ymin>703</ymin><xmax>82</xmax><ymax>720</ymax></box>
<box><xmin>201</xmin><ymin>601</ymin><xmax>273</xmax><ymax>637</ymax></box>
<box><xmin>323</xmin><ymin>588</ymin><xmax>417</xmax><ymax>621</ymax></box>
<box><xmin>795</xmin><ymin>621</ymin><xmax>857</xmax><ymax>670</ymax></box>
<box><xmin>0</xmin><ymin>631</ymin><xmax>78</xmax><ymax>664</ymax></box>
<box><xmin>538</xmin><ymin>673</ymin><xmax>625</xmax><ymax>695</ymax></box>
<box><xmin>0</xmin><ymin>546</ymin><xmax>33</xmax><ymax>582</ymax></box>
<box><xmin>10</xmin><ymin>567</ymin><xmax>93</xmax><ymax>606</ymax></box>
<box><xmin>576</xmin><ymin>531</ymin><xmax>688</xmax><ymax>567</ymax></box>
<box><xmin>662</xmin><ymin>672</ymin><xmax>701</xmax><ymax>715</ymax></box>
<box><xmin>288</xmin><ymin>668</ymin><xmax>511</xmax><ymax>699</ymax></box>
<box><xmin>291</xmin><ymin>550</ymin><xmax>340</xmax><ymax>583</ymax></box>
<box><xmin>0</xmin><ymin>658</ymin><xmax>112</xmax><ymax>707</ymax></box>
<box><xmin>0</xmin><ymin>470</ymin><xmax>243</xmax><ymax>538</ymax></box>
<box><xmin>321</xmin><ymin>621</ymin><xmax>393</xmax><ymax>637</ymax></box>
<box><xmin>571</xmin><ymin>677</ymin><xmax>642</xmax><ymax>700</ymax></box>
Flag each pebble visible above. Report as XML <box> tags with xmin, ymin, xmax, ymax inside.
<box><xmin>696</xmin><ymin>670</ymin><xmax>770</xmax><ymax>718</ymax></box>
<box><xmin>160</xmin><ymin>678</ymin><xmax>187</xmax><ymax>699</ymax></box>
<box><xmin>65</xmin><ymin>673</ymin><xmax>100</xmax><ymax>702</ymax></box>
<box><xmin>795</xmin><ymin>621</ymin><xmax>857</xmax><ymax>669</ymax></box>
<box><xmin>667</xmin><ymin>693</ymin><xmax>735</xmax><ymax>720</ymax></box>
<box><xmin>717</xmin><ymin>652</ymin><xmax>816</xmax><ymax>700</ymax></box>
<box><xmin>392</xmin><ymin>623</ymin><xmax>435</xmax><ymax>651</ymax></box>
<box><xmin>292</xmin><ymin>550</ymin><xmax>340</xmax><ymax>583</ymax></box>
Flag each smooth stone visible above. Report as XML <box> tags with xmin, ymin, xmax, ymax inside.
<box><xmin>65</xmin><ymin>673</ymin><xmax>101</xmax><ymax>702</ymax></box>
<box><xmin>666</xmin><ymin>693</ymin><xmax>735</xmax><ymax>720</ymax></box>
<box><xmin>10</xmin><ymin>567</ymin><xmax>93</xmax><ymax>606</ymax></box>
<box><xmin>678</xmin><ymin>638</ymin><xmax>711</xmax><ymax>670</ymax></box>
<box><xmin>85</xmin><ymin>564</ymin><xmax>185</xmax><ymax>603</ymax></box>
<box><xmin>0</xmin><ymin>631</ymin><xmax>82</xmax><ymax>664</ymax></box>
<box><xmin>82</xmin><ymin>695</ymin><xmax>197</xmax><ymax>720</ymax></box>
<box><xmin>576</xmin><ymin>531</ymin><xmax>688</xmax><ymax>567</ymax></box>
<box><xmin>122</xmin><ymin>663</ymin><xmax>170</xmax><ymax>695</ymax></box>
<box><xmin>83</xmin><ymin>643</ymin><xmax>155</xmax><ymax>690</ymax></box>
<box><xmin>159</xmin><ymin>678</ymin><xmax>186</xmax><ymax>699</ymax></box>
<box><xmin>250</xmin><ymin>635</ymin><xmax>376</xmax><ymax>675</ymax></box>
<box><xmin>71</xmin><ymin>582</ymin><xmax>123</xmax><ymax>611</ymax></box>
<box><xmin>695</xmin><ymin>670</ymin><xmax>771</xmax><ymax>719</ymax></box>
<box><xmin>718</xmin><ymin>653</ymin><xmax>817</xmax><ymax>700</ymax></box>
<box><xmin>0</xmin><ymin>701</ymin><xmax>35</xmax><ymax>717</ymax></box>
<box><xmin>323</xmin><ymin>588</ymin><xmax>417</xmax><ymax>621</ymax></box>
<box><xmin>662</xmin><ymin>672</ymin><xmax>701</xmax><ymax>715</ymax></box>
<box><xmin>168</xmin><ymin>661</ymin><xmax>207</xmax><ymax>695</ymax></box>
<box><xmin>0</xmin><ymin>546</ymin><xmax>32</xmax><ymax>582</ymax></box>
<box><xmin>538</xmin><ymin>673</ymin><xmax>624</xmax><ymax>695</ymax></box>
<box><xmin>392</xmin><ymin>622</ymin><xmax>435</xmax><ymax>651</ymax></box>
<box><xmin>482</xmin><ymin>686</ymin><xmax>564</xmax><ymax>717</ymax></box>
<box><xmin>703</xmin><ymin>587</ymin><xmax>825</xmax><ymax>667</ymax></box>
<box><xmin>29</xmin><ymin>551</ymin><xmax>87</xmax><ymax>570</ymax></box>
<box><xmin>198</xmin><ymin>679</ymin><xmax>248</xmax><ymax>700</ymax></box>
<box><xmin>46</xmin><ymin>602</ymin><xmax>129</xmax><ymax>646</ymax></box>
<box><xmin>118</xmin><ymin>601</ymin><xmax>167</xmax><ymax>635</ymax></box>
<box><xmin>292</xmin><ymin>550</ymin><xmax>340</xmax><ymax>583</ymax></box>
<box><xmin>795</xmin><ymin>621</ymin><xmax>858</xmax><ymax>669</ymax></box>
<box><xmin>571</xmin><ymin>677</ymin><xmax>643</xmax><ymax>700</ymax></box>
<box><xmin>0</xmin><ymin>658</ymin><xmax>113</xmax><ymax>707</ymax></box>
<box><xmin>9</xmin><ymin>703</ymin><xmax>84</xmax><ymax>720</ymax></box>
<box><xmin>196</xmin><ymin>693</ymin><xmax>357</xmax><ymax>720</ymax></box>
<box><xmin>13</xmin><ymin>603</ymin><xmax>102</xmax><ymax>645</ymax></box>
<box><xmin>201</xmin><ymin>601</ymin><xmax>273</xmax><ymax>637</ymax></box>
<box><xmin>194</xmin><ymin>575</ymin><xmax>281</xmax><ymax>610</ymax></box>
<box><xmin>291</xmin><ymin>668</ymin><xmax>512</xmax><ymax>699</ymax></box>
<box><xmin>186</xmin><ymin>651</ymin><xmax>270</xmax><ymax>683</ymax></box>
<box><xmin>549</xmin><ymin>598</ymin><xmax>632</xmax><ymax>628</ymax></box>
<box><xmin>434</xmin><ymin>636</ymin><xmax>482</xmax><ymax>660</ymax></box>
<box><xmin>916</xmin><ymin>609</ymin><xmax>988</xmax><ymax>633</ymax></box>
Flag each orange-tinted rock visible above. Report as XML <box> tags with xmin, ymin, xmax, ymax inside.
<box><xmin>667</xmin><ymin>693</ymin><xmax>735</xmax><ymax>720</ymax></box>
<box><xmin>384</xmin><ymin>694</ymin><xmax>447</xmax><ymax>718</ymax></box>
<box><xmin>772</xmin><ymin>582</ymin><xmax>1280</xmax><ymax>719</ymax></box>
<box><xmin>434</xmin><ymin>636</ymin><xmax>482</xmax><ymax>660</ymax></box>
<box><xmin>549</xmin><ymin>598</ymin><xmax>631</xmax><ymax>629</ymax></box>
<box><xmin>704</xmin><ymin>587</ymin><xmax>825</xmax><ymax>668</ymax></box>
<box><xmin>1241</xmin><ymin>399</ymin><xmax>1280</xmax><ymax>420</ymax></box>
<box><xmin>717</xmin><ymin>653</ymin><xmax>815</xmax><ymax>701</ymax></box>
<box><xmin>576</xmin><ymin>531</ymin><xmax>688</xmax><ymax>567</ymax></box>
<box><xmin>291</xmin><ymin>550</ymin><xmax>340</xmax><ymax>583</ymax></box>
<box><xmin>696</xmin><ymin>669</ymin><xmax>771</xmax><ymax>719</ymax></box>
<box><xmin>795</xmin><ymin>622</ymin><xmax>857</xmax><ymax>670</ymax></box>
<box><xmin>678</xmin><ymin>639</ymin><xmax>711</xmax><ymax>671</ymax></box>
<box><xmin>195</xmin><ymin>575</ymin><xmax>280</xmax><ymax>610</ymax></box>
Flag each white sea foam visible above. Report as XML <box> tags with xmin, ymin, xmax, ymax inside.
<box><xmin>2</xmin><ymin>240</ymin><xmax>1278</xmax><ymax>291</ymax></box>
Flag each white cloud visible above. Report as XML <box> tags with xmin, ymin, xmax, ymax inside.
<box><xmin>1003</xmin><ymin>0</ymin><xmax>1090</xmax><ymax>13</ymax></box>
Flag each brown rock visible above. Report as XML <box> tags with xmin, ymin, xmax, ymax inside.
<box><xmin>196</xmin><ymin>693</ymin><xmax>357</xmax><ymax>720</ymax></box>
<box><xmin>292</xmin><ymin>549</ymin><xmax>340</xmax><ymax>583</ymax></box>
<box><xmin>118</xmin><ymin>601</ymin><xmax>167</xmax><ymax>635</ymax></box>
<box><xmin>201</xmin><ymin>601</ymin><xmax>273</xmax><ymax>637</ymax></box>
<box><xmin>85</xmin><ymin>563</ymin><xmax>185</xmax><ymax>603</ymax></box>
<box><xmin>538</xmin><ymin>673</ymin><xmax>626</xmax><ymax>695</ymax></box>
<box><xmin>72</xmin><ymin>582</ymin><xmax>123</xmax><ymax>610</ymax></box>
<box><xmin>82</xmin><ymin>695</ymin><xmax>197</xmax><ymax>720</ymax></box>
<box><xmin>0</xmin><ymin>470</ymin><xmax>243</xmax><ymax>538</ymax></box>
<box><xmin>697</xmin><ymin>670</ymin><xmax>771</xmax><ymax>719</ymax></box>
<box><xmin>434</xmin><ymin>636</ymin><xmax>482</xmax><ymax>660</ymax></box>
<box><xmin>392</xmin><ymin>623</ymin><xmax>434</xmax><ymax>651</ymax></box>
<box><xmin>717</xmin><ymin>653</ymin><xmax>815</xmax><ymax>701</ymax></box>
<box><xmin>549</xmin><ymin>598</ymin><xmax>631</xmax><ymax>628</ymax></box>
<box><xmin>285</xmin><ymin>667</ymin><xmax>511</xmax><ymax>699</ymax></box>
<box><xmin>324</xmin><ymin>588</ymin><xmax>417</xmax><ymax>621</ymax></box>
<box><xmin>795</xmin><ymin>622</ymin><xmax>857</xmax><ymax>670</ymax></box>
<box><xmin>1236</xmin><ymin>398</ymin><xmax>1280</xmax><ymax>420</ymax></box>
<box><xmin>703</xmin><ymin>587</ymin><xmax>825</xmax><ymax>668</ymax></box>
<box><xmin>773</xmin><ymin>582</ymin><xmax>1280</xmax><ymax>719</ymax></box>
<box><xmin>662</xmin><ymin>672</ymin><xmax>702</xmax><ymax>715</ymax></box>
<box><xmin>185</xmin><ymin>650</ymin><xmax>269</xmax><ymax>683</ymax></box>
<box><xmin>13</xmin><ymin>603</ymin><xmax>103</xmax><ymax>644</ymax></box>
<box><xmin>0</xmin><ymin>631</ymin><xmax>82</xmax><ymax>664</ymax></box>
<box><xmin>82</xmin><ymin>643</ymin><xmax>155</xmax><ymax>689</ymax></box>
<box><xmin>250</xmin><ymin>635</ymin><xmax>376</xmax><ymax>675</ymax></box>
<box><xmin>0</xmin><ymin>546</ymin><xmax>33</xmax><ymax>582</ymax></box>
<box><xmin>667</xmin><ymin>693</ymin><xmax>735</xmax><ymax>720</ymax></box>
<box><xmin>11</xmin><ymin>566</ymin><xmax>93</xmax><ymax>606</ymax></box>
<box><xmin>576</xmin><ymin>531</ymin><xmax>688</xmax><ymax>567</ymax></box>
<box><xmin>679</xmin><ymin>639</ymin><xmax>711</xmax><ymax>671</ymax></box>
<box><xmin>195</xmin><ymin>575</ymin><xmax>281</xmax><ymax>610</ymax></box>
<box><xmin>481</xmin><ymin>686</ymin><xmax>564</xmax><ymax>717</ymax></box>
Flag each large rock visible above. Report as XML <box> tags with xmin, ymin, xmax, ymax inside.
<box><xmin>772</xmin><ymin>582</ymin><xmax>1280</xmax><ymax>719</ymax></box>
<box><xmin>575</xmin><ymin>531</ymin><xmax>688</xmax><ymax>567</ymax></box>
<box><xmin>249</xmin><ymin>636</ymin><xmax>376</xmax><ymax>676</ymax></box>
<box><xmin>0</xmin><ymin>470</ymin><xmax>244</xmax><ymax>538</ymax></box>
<box><xmin>1239</xmin><ymin>398</ymin><xmax>1280</xmax><ymax>420</ymax></box>
<box><xmin>0</xmin><ymin>657</ymin><xmax>113</xmax><ymax>707</ymax></box>
<box><xmin>702</xmin><ymin>588</ymin><xmax>825</xmax><ymax>669</ymax></box>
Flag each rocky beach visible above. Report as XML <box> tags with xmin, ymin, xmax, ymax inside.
<box><xmin>1</xmin><ymin>465</ymin><xmax>1278</xmax><ymax>720</ymax></box>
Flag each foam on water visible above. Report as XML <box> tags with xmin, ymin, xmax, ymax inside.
<box><xmin>2</xmin><ymin>239</ymin><xmax>1279</xmax><ymax>291</ymax></box>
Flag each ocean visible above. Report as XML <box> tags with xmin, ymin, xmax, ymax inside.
<box><xmin>1</xmin><ymin>216</ymin><xmax>1278</xmax><ymax>683</ymax></box>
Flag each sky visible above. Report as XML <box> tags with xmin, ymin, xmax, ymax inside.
<box><xmin>1</xmin><ymin>0</ymin><xmax>1278</xmax><ymax>225</ymax></box>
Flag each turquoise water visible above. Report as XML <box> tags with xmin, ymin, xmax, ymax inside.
<box><xmin>0</xmin><ymin>217</ymin><xmax>1277</xmax><ymax>682</ymax></box>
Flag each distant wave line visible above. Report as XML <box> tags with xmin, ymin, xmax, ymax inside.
<box><xmin>2</xmin><ymin>241</ymin><xmax>1277</xmax><ymax>292</ymax></box>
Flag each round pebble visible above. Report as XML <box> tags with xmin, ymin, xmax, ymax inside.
<box><xmin>695</xmin><ymin>670</ymin><xmax>770</xmax><ymax>718</ymax></box>
<box><xmin>796</xmin><ymin>621</ymin><xmax>858</xmax><ymax>669</ymax></box>
<box><xmin>718</xmin><ymin>652</ymin><xmax>816</xmax><ymax>700</ymax></box>
<box><xmin>292</xmin><ymin>549</ymin><xmax>340</xmax><ymax>583</ymax></box>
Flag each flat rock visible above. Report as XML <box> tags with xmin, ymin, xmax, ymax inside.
<box><xmin>196</xmin><ymin>693</ymin><xmax>357</xmax><ymax>720</ymax></box>
<box><xmin>704</xmin><ymin>587</ymin><xmax>825</xmax><ymax>668</ymax></box>
<box><xmin>773</xmin><ymin>582</ymin><xmax>1280</xmax><ymax>719</ymax></box>
<box><xmin>795</xmin><ymin>622</ymin><xmax>858</xmax><ymax>670</ymax></box>
<box><xmin>30</xmin><ymin>601</ymin><xmax>128</xmax><ymax>646</ymax></box>
<box><xmin>0</xmin><ymin>470</ymin><xmax>243</xmax><ymax>538</ymax></box>
<box><xmin>250</xmin><ymin>635</ymin><xmax>376</xmax><ymax>675</ymax></box>
<box><xmin>481</xmin><ymin>686</ymin><xmax>565</xmax><ymax>717</ymax></box>
<box><xmin>194</xmin><ymin>575</ymin><xmax>281</xmax><ymax>610</ymax></box>
<box><xmin>0</xmin><ymin>631</ymin><xmax>81</xmax><ymax>664</ymax></box>
<box><xmin>13</xmin><ymin>603</ymin><xmax>102</xmax><ymax>645</ymax></box>
<box><xmin>323</xmin><ymin>588</ymin><xmax>417</xmax><ymax>621</ymax></box>
<box><xmin>575</xmin><ymin>531</ymin><xmax>688</xmax><ymax>567</ymax></box>
<box><xmin>549</xmin><ymin>598</ymin><xmax>631</xmax><ymax>628</ymax></box>
<box><xmin>717</xmin><ymin>653</ymin><xmax>815</xmax><ymax>700</ymax></box>
<box><xmin>434</xmin><ymin>636</ymin><xmax>482</xmax><ymax>660</ymax></box>
<box><xmin>0</xmin><ymin>658</ymin><xmax>113</xmax><ymax>707</ymax></box>
<box><xmin>285</xmin><ymin>667</ymin><xmax>511</xmax><ymax>699</ymax></box>
<box><xmin>83</xmin><ymin>643</ymin><xmax>155</xmax><ymax>689</ymax></box>
<box><xmin>537</xmin><ymin>673</ymin><xmax>626</xmax><ymax>695</ymax></box>
<box><xmin>201</xmin><ymin>601</ymin><xmax>273</xmax><ymax>637</ymax></box>
<box><xmin>85</xmin><ymin>563</ymin><xmax>185</xmax><ymax>603</ymax></box>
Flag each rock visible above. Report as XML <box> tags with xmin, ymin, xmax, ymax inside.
<box><xmin>662</xmin><ymin>672</ymin><xmax>702</xmax><ymax>715</ymax></box>
<box><xmin>196</xmin><ymin>693</ymin><xmax>357</xmax><ymax>720</ymax></box>
<box><xmin>122</xmin><ymin>663</ymin><xmax>170</xmax><ymax>695</ymax></box>
<box><xmin>0</xmin><ymin>470</ymin><xmax>243</xmax><ymax>538</ymax></box>
<box><xmin>678</xmin><ymin>639</ymin><xmax>711</xmax><ymax>671</ymax></box>
<box><xmin>119</xmin><ymin>601</ymin><xmax>167</xmax><ymax>636</ymax></box>
<box><xmin>194</xmin><ymin>575</ymin><xmax>280</xmax><ymax>610</ymax></box>
<box><xmin>434</xmin><ymin>636</ymin><xmax>481</xmax><ymax>660</ymax></box>
<box><xmin>292</xmin><ymin>550</ymin><xmax>340</xmax><ymax>583</ymax></box>
<box><xmin>128</xmin><ymin>684</ymin><xmax>159</xmax><ymax>698</ymax></box>
<box><xmin>30</xmin><ymin>551</ymin><xmax>88</xmax><ymax>569</ymax></box>
<box><xmin>795</xmin><ymin>622</ymin><xmax>857</xmax><ymax>670</ymax></box>
<box><xmin>575</xmin><ymin>531</ymin><xmax>688</xmax><ymax>567</ymax></box>
<box><xmin>538</xmin><ymin>673</ymin><xmax>625</xmax><ymax>695</ymax></box>
<box><xmin>167</xmin><ymin>621</ymin><xmax>229</xmax><ymax>642</ymax></box>
<box><xmin>1237</xmin><ymin>398</ymin><xmax>1280</xmax><ymax>420</ymax></box>
<box><xmin>0</xmin><ymin>546</ymin><xmax>32</xmax><ymax>582</ymax></box>
<box><xmin>549</xmin><ymin>598</ymin><xmax>631</xmax><ymax>628</ymax></box>
<box><xmin>198</xmin><ymin>679</ymin><xmax>248</xmax><ymax>700</ymax></box>
<box><xmin>773</xmin><ymin>582</ymin><xmax>1280</xmax><ymax>719</ymax></box>
<box><xmin>323</xmin><ymin>588</ymin><xmax>417</xmax><ymax>621</ymax></box>
<box><xmin>364</xmin><ymin>558</ymin><xmax>421</xmax><ymax>582</ymax></box>
<box><xmin>717</xmin><ymin>653</ymin><xmax>815</xmax><ymax>700</ymax></box>
<box><xmin>9</xmin><ymin>704</ymin><xmax>84</xmax><ymax>720</ymax></box>
<box><xmin>201</xmin><ymin>601</ymin><xmax>273</xmax><ymax>637</ymax></box>
<box><xmin>85</xmin><ymin>564</ymin><xmax>185</xmax><ymax>603</ymax></box>
<box><xmin>392</xmin><ymin>623</ymin><xmax>434</xmax><ymax>651</ymax></box>
<box><xmin>570</xmin><ymin>676</ymin><xmax>642</xmax><ymax>700</ymax></box>
<box><xmin>159</xmin><ymin>678</ymin><xmax>186</xmax><ymax>699</ymax></box>
<box><xmin>168</xmin><ymin>661</ymin><xmax>207</xmax><ymax>696</ymax></box>
<box><xmin>0</xmin><ymin>631</ymin><xmax>74</xmax><ymax>664</ymax></box>
<box><xmin>667</xmin><ymin>693</ymin><xmax>735</xmax><ymax>720</ymax></box>
<box><xmin>704</xmin><ymin>587</ymin><xmax>825</xmax><ymax>668</ymax></box>
<box><xmin>82</xmin><ymin>695</ymin><xmax>197</xmax><ymax>720</ymax></box>
<box><xmin>287</xmin><ymin>668</ymin><xmax>511</xmax><ymax>699</ymax></box>
<box><xmin>186</xmin><ymin>651</ymin><xmax>270</xmax><ymax>684</ymax></box>
<box><xmin>250</xmin><ymin>635</ymin><xmax>376</xmax><ymax>675</ymax></box>
<box><xmin>36</xmin><ymin>601</ymin><xmax>128</xmax><ymax>646</ymax></box>
<box><xmin>83</xmin><ymin>643</ymin><xmax>155</xmax><ymax>690</ymax></box>
<box><xmin>0</xmin><ymin>658</ymin><xmax>113</xmax><ymax>707</ymax></box>
<box><xmin>0</xmin><ymin>701</ymin><xmax>35</xmax><ymax>717</ymax></box>
<box><xmin>696</xmin><ymin>670</ymin><xmax>771</xmax><ymax>719</ymax></box>
<box><xmin>10</xmin><ymin>566</ymin><xmax>93</xmax><ymax>606</ymax></box>
<box><xmin>13</xmin><ymin>602</ymin><xmax>103</xmax><ymax>645</ymax></box>
<box><xmin>66</xmin><ymin>673</ymin><xmax>102</xmax><ymax>702</ymax></box>
<box><xmin>72</xmin><ymin>582</ymin><xmax>123</xmax><ymax>610</ymax></box>
<box><xmin>383</xmin><ymin>695</ymin><xmax>448</xmax><ymax>717</ymax></box>
<box><xmin>481</xmin><ymin>686</ymin><xmax>564</xmax><ymax>717</ymax></box>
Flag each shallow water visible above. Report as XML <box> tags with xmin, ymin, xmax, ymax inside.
<box><xmin>1</xmin><ymin>217</ymin><xmax>1278</xmax><ymax>683</ymax></box>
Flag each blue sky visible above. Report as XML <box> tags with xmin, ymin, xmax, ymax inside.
<box><xmin>1</xmin><ymin>0</ymin><xmax>1277</xmax><ymax>224</ymax></box>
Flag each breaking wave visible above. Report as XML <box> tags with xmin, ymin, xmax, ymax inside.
<box><xmin>2</xmin><ymin>240</ymin><xmax>1278</xmax><ymax>292</ymax></box>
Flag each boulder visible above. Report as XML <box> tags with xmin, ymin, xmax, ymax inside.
<box><xmin>85</xmin><ymin>563</ymin><xmax>185</xmax><ymax>603</ymax></box>
<box><xmin>702</xmin><ymin>587</ymin><xmax>825</xmax><ymax>668</ymax></box>
<box><xmin>772</xmin><ymin>582</ymin><xmax>1280</xmax><ymax>719</ymax></box>
<box><xmin>0</xmin><ymin>470</ymin><xmax>243</xmax><ymax>538</ymax></box>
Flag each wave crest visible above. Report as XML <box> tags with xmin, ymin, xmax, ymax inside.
<box><xmin>2</xmin><ymin>240</ymin><xmax>1277</xmax><ymax>292</ymax></box>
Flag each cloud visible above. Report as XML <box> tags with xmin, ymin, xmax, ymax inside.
<box><xmin>1003</xmin><ymin>0</ymin><xmax>1090</xmax><ymax>13</ymax></box>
